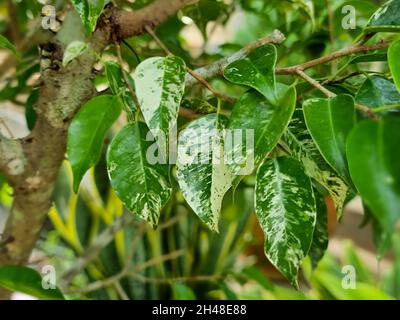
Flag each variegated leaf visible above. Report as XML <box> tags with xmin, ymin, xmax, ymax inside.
<box><xmin>228</xmin><ymin>85</ymin><xmax>296</xmax><ymax>175</ymax></box>
<box><xmin>282</xmin><ymin>110</ymin><xmax>348</xmax><ymax>217</ymax></box>
<box><xmin>224</xmin><ymin>44</ymin><xmax>278</xmax><ymax>104</ymax></box>
<box><xmin>134</xmin><ymin>56</ymin><xmax>186</xmax><ymax>157</ymax></box>
<box><xmin>176</xmin><ymin>114</ymin><xmax>232</xmax><ymax>232</ymax></box>
<box><xmin>255</xmin><ymin>156</ymin><xmax>316</xmax><ymax>288</ymax></box>
<box><xmin>107</xmin><ymin>122</ymin><xmax>172</xmax><ymax>228</ymax></box>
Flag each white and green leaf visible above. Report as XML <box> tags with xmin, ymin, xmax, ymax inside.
<box><xmin>63</xmin><ymin>41</ymin><xmax>88</xmax><ymax>67</ymax></box>
<box><xmin>71</xmin><ymin>0</ymin><xmax>109</xmax><ymax>33</ymax></box>
<box><xmin>255</xmin><ymin>156</ymin><xmax>316</xmax><ymax>288</ymax></box>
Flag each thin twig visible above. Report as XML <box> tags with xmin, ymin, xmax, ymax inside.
<box><xmin>296</xmin><ymin>69</ymin><xmax>335</xmax><ymax>98</ymax></box>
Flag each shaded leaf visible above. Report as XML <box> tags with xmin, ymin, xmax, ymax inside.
<box><xmin>366</xmin><ymin>0</ymin><xmax>400</xmax><ymax>33</ymax></box>
<box><xmin>224</xmin><ymin>44</ymin><xmax>278</xmax><ymax>104</ymax></box>
<box><xmin>0</xmin><ymin>266</ymin><xmax>64</xmax><ymax>300</ymax></box>
<box><xmin>388</xmin><ymin>39</ymin><xmax>400</xmax><ymax>92</ymax></box>
<box><xmin>0</xmin><ymin>35</ymin><xmax>18</xmax><ymax>56</ymax></box>
<box><xmin>107</xmin><ymin>122</ymin><xmax>171</xmax><ymax>228</ymax></box>
<box><xmin>176</xmin><ymin>114</ymin><xmax>232</xmax><ymax>232</ymax></box>
<box><xmin>347</xmin><ymin>118</ymin><xmax>400</xmax><ymax>233</ymax></box>
<box><xmin>255</xmin><ymin>156</ymin><xmax>316</xmax><ymax>288</ymax></box>
<box><xmin>303</xmin><ymin>94</ymin><xmax>356</xmax><ymax>184</ymax></box>
<box><xmin>68</xmin><ymin>95</ymin><xmax>122</xmax><ymax>192</ymax></box>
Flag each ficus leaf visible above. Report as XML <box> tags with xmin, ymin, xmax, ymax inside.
<box><xmin>134</xmin><ymin>56</ymin><xmax>186</xmax><ymax>155</ymax></box>
<box><xmin>68</xmin><ymin>95</ymin><xmax>122</xmax><ymax>192</ymax></box>
<box><xmin>0</xmin><ymin>35</ymin><xmax>18</xmax><ymax>56</ymax></box>
<box><xmin>0</xmin><ymin>266</ymin><xmax>64</xmax><ymax>300</ymax></box>
<box><xmin>282</xmin><ymin>110</ymin><xmax>349</xmax><ymax>217</ymax></box>
<box><xmin>255</xmin><ymin>156</ymin><xmax>316</xmax><ymax>288</ymax></box>
<box><xmin>71</xmin><ymin>0</ymin><xmax>108</xmax><ymax>33</ymax></box>
<box><xmin>303</xmin><ymin>94</ymin><xmax>356</xmax><ymax>185</ymax></box>
<box><xmin>228</xmin><ymin>85</ymin><xmax>296</xmax><ymax>175</ymax></box>
<box><xmin>224</xmin><ymin>44</ymin><xmax>278</xmax><ymax>104</ymax></box>
<box><xmin>107</xmin><ymin>122</ymin><xmax>172</xmax><ymax>228</ymax></box>
<box><xmin>63</xmin><ymin>41</ymin><xmax>88</xmax><ymax>67</ymax></box>
<box><xmin>347</xmin><ymin>118</ymin><xmax>400</xmax><ymax>234</ymax></box>
<box><xmin>388</xmin><ymin>39</ymin><xmax>400</xmax><ymax>93</ymax></box>
<box><xmin>176</xmin><ymin>114</ymin><xmax>232</xmax><ymax>232</ymax></box>
<box><xmin>366</xmin><ymin>0</ymin><xmax>400</xmax><ymax>33</ymax></box>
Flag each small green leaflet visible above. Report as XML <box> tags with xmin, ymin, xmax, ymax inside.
<box><xmin>63</xmin><ymin>41</ymin><xmax>88</xmax><ymax>67</ymax></box>
<box><xmin>71</xmin><ymin>0</ymin><xmax>108</xmax><ymax>33</ymax></box>
<box><xmin>308</xmin><ymin>190</ymin><xmax>329</xmax><ymax>268</ymax></box>
<box><xmin>107</xmin><ymin>122</ymin><xmax>172</xmax><ymax>228</ymax></box>
<box><xmin>134</xmin><ymin>56</ymin><xmax>186</xmax><ymax>157</ymax></box>
<box><xmin>282</xmin><ymin>110</ymin><xmax>348</xmax><ymax>217</ymax></box>
<box><xmin>388</xmin><ymin>39</ymin><xmax>400</xmax><ymax>92</ymax></box>
<box><xmin>366</xmin><ymin>0</ymin><xmax>400</xmax><ymax>33</ymax></box>
<box><xmin>255</xmin><ymin>156</ymin><xmax>316</xmax><ymax>288</ymax></box>
<box><xmin>177</xmin><ymin>114</ymin><xmax>232</xmax><ymax>232</ymax></box>
<box><xmin>105</xmin><ymin>61</ymin><xmax>137</xmax><ymax>113</ymax></box>
<box><xmin>228</xmin><ymin>85</ymin><xmax>296</xmax><ymax>175</ymax></box>
<box><xmin>68</xmin><ymin>95</ymin><xmax>122</xmax><ymax>192</ymax></box>
<box><xmin>347</xmin><ymin>118</ymin><xmax>400</xmax><ymax>234</ymax></box>
<box><xmin>0</xmin><ymin>266</ymin><xmax>64</xmax><ymax>300</ymax></box>
<box><xmin>303</xmin><ymin>94</ymin><xmax>356</xmax><ymax>185</ymax></box>
<box><xmin>224</xmin><ymin>44</ymin><xmax>278</xmax><ymax>104</ymax></box>
<box><xmin>0</xmin><ymin>35</ymin><xmax>18</xmax><ymax>56</ymax></box>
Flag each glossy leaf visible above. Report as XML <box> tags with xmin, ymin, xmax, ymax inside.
<box><xmin>0</xmin><ymin>266</ymin><xmax>64</xmax><ymax>300</ymax></box>
<box><xmin>68</xmin><ymin>95</ymin><xmax>122</xmax><ymax>192</ymax></box>
<box><xmin>308</xmin><ymin>191</ymin><xmax>329</xmax><ymax>268</ymax></box>
<box><xmin>105</xmin><ymin>61</ymin><xmax>137</xmax><ymax>113</ymax></box>
<box><xmin>282</xmin><ymin>110</ymin><xmax>349</xmax><ymax>217</ymax></box>
<box><xmin>107</xmin><ymin>122</ymin><xmax>172</xmax><ymax>228</ymax></box>
<box><xmin>224</xmin><ymin>44</ymin><xmax>278</xmax><ymax>104</ymax></box>
<box><xmin>134</xmin><ymin>56</ymin><xmax>186</xmax><ymax>155</ymax></box>
<box><xmin>176</xmin><ymin>114</ymin><xmax>232</xmax><ymax>232</ymax></box>
<box><xmin>347</xmin><ymin>118</ymin><xmax>400</xmax><ymax>233</ymax></box>
<box><xmin>255</xmin><ymin>156</ymin><xmax>316</xmax><ymax>288</ymax></box>
<box><xmin>0</xmin><ymin>35</ymin><xmax>18</xmax><ymax>56</ymax></box>
<box><xmin>63</xmin><ymin>41</ymin><xmax>88</xmax><ymax>66</ymax></box>
<box><xmin>71</xmin><ymin>0</ymin><xmax>108</xmax><ymax>33</ymax></box>
<box><xmin>388</xmin><ymin>39</ymin><xmax>400</xmax><ymax>92</ymax></box>
<box><xmin>366</xmin><ymin>0</ymin><xmax>400</xmax><ymax>33</ymax></box>
<box><xmin>228</xmin><ymin>85</ymin><xmax>296</xmax><ymax>174</ymax></box>
<box><xmin>303</xmin><ymin>94</ymin><xmax>356</xmax><ymax>184</ymax></box>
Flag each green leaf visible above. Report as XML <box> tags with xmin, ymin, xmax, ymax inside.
<box><xmin>171</xmin><ymin>283</ymin><xmax>196</xmax><ymax>300</ymax></box>
<box><xmin>176</xmin><ymin>114</ymin><xmax>232</xmax><ymax>232</ymax></box>
<box><xmin>62</xmin><ymin>41</ymin><xmax>88</xmax><ymax>67</ymax></box>
<box><xmin>303</xmin><ymin>94</ymin><xmax>356</xmax><ymax>184</ymax></box>
<box><xmin>308</xmin><ymin>190</ymin><xmax>329</xmax><ymax>268</ymax></box>
<box><xmin>282</xmin><ymin>110</ymin><xmax>349</xmax><ymax>217</ymax></box>
<box><xmin>366</xmin><ymin>0</ymin><xmax>400</xmax><ymax>33</ymax></box>
<box><xmin>134</xmin><ymin>56</ymin><xmax>186</xmax><ymax>155</ymax></box>
<box><xmin>25</xmin><ymin>89</ymin><xmax>39</xmax><ymax>131</ymax></box>
<box><xmin>228</xmin><ymin>85</ymin><xmax>296</xmax><ymax>174</ymax></box>
<box><xmin>107</xmin><ymin>122</ymin><xmax>172</xmax><ymax>228</ymax></box>
<box><xmin>0</xmin><ymin>35</ymin><xmax>18</xmax><ymax>56</ymax></box>
<box><xmin>0</xmin><ymin>266</ymin><xmax>64</xmax><ymax>300</ymax></box>
<box><xmin>224</xmin><ymin>44</ymin><xmax>278</xmax><ymax>104</ymax></box>
<box><xmin>71</xmin><ymin>0</ymin><xmax>108</xmax><ymax>33</ymax></box>
<box><xmin>68</xmin><ymin>95</ymin><xmax>122</xmax><ymax>192</ymax></box>
<box><xmin>347</xmin><ymin>118</ymin><xmax>400</xmax><ymax>233</ymax></box>
<box><xmin>355</xmin><ymin>75</ymin><xmax>400</xmax><ymax>114</ymax></box>
<box><xmin>105</xmin><ymin>61</ymin><xmax>137</xmax><ymax>113</ymax></box>
<box><xmin>388</xmin><ymin>39</ymin><xmax>400</xmax><ymax>92</ymax></box>
<box><xmin>255</xmin><ymin>156</ymin><xmax>316</xmax><ymax>288</ymax></box>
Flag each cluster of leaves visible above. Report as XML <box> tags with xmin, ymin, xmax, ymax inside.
<box><xmin>1</xmin><ymin>0</ymin><xmax>400</xmax><ymax>293</ymax></box>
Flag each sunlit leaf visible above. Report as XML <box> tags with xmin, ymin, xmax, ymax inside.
<box><xmin>0</xmin><ymin>35</ymin><xmax>18</xmax><ymax>56</ymax></box>
<box><xmin>388</xmin><ymin>39</ymin><xmax>400</xmax><ymax>92</ymax></box>
<box><xmin>71</xmin><ymin>0</ymin><xmax>109</xmax><ymax>33</ymax></box>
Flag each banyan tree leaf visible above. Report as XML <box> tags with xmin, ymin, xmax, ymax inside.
<box><xmin>134</xmin><ymin>56</ymin><xmax>186</xmax><ymax>156</ymax></box>
<box><xmin>388</xmin><ymin>39</ymin><xmax>400</xmax><ymax>92</ymax></box>
<box><xmin>105</xmin><ymin>61</ymin><xmax>137</xmax><ymax>113</ymax></box>
<box><xmin>62</xmin><ymin>41</ymin><xmax>88</xmax><ymax>67</ymax></box>
<box><xmin>282</xmin><ymin>110</ymin><xmax>349</xmax><ymax>217</ymax></box>
<box><xmin>224</xmin><ymin>44</ymin><xmax>278</xmax><ymax>104</ymax></box>
<box><xmin>71</xmin><ymin>0</ymin><xmax>109</xmax><ymax>33</ymax></box>
<box><xmin>308</xmin><ymin>190</ymin><xmax>329</xmax><ymax>269</ymax></box>
<box><xmin>107</xmin><ymin>122</ymin><xmax>172</xmax><ymax>228</ymax></box>
<box><xmin>176</xmin><ymin>114</ymin><xmax>232</xmax><ymax>232</ymax></box>
<box><xmin>255</xmin><ymin>156</ymin><xmax>316</xmax><ymax>288</ymax></box>
<box><xmin>228</xmin><ymin>85</ymin><xmax>296</xmax><ymax>175</ymax></box>
<box><xmin>366</xmin><ymin>0</ymin><xmax>400</xmax><ymax>33</ymax></box>
<box><xmin>347</xmin><ymin>118</ymin><xmax>400</xmax><ymax>234</ymax></box>
<box><xmin>303</xmin><ymin>94</ymin><xmax>356</xmax><ymax>185</ymax></box>
<box><xmin>68</xmin><ymin>95</ymin><xmax>122</xmax><ymax>192</ymax></box>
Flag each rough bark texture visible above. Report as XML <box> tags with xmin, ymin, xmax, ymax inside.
<box><xmin>0</xmin><ymin>0</ymin><xmax>194</xmax><ymax>299</ymax></box>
